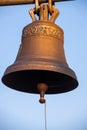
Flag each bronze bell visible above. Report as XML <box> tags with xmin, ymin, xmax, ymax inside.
<box><xmin>2</xmin><ymin>3</ymin><xmax>78</xmax><ymax>95</ymax></box>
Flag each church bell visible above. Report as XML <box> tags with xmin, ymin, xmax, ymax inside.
<box><xmin>2</xmin><ymin>1</ymin><xmax>78</xmax><ymax>99</ymax></box>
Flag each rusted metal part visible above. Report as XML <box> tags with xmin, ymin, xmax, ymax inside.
<box><xmin>0</xmin><ymin>0</ymin><xmax>74</xmax><ymax>6</ymax></box>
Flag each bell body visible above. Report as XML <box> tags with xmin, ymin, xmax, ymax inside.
<box><xmin>2</xmin><ymin>21</ymin><xmax>78</xmax><ymax>94</ymax></box>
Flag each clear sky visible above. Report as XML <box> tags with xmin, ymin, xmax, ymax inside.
<box><xmin>0</xmin><ymin>0</ymin><xmax>87</xmax><ymax>130</ymax></box>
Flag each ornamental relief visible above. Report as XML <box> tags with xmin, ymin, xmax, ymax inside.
<box><xmin>23</xmin><ymin>24</ymin><xmax>63</xmax><ymax>40</ymax></box>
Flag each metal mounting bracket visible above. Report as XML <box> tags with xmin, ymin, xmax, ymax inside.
<box><xmin>0</xmin><ymin>0</ymin><xmax>74</xmax><ymax>6</ymax></box>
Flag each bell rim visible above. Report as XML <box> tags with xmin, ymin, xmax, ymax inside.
<box><xmin>2</xmin><ymin>61</ymin><xmax>78</xmax><ymax>94</ymax></box>
<box><xmin>2</xmin><ymin>61</ymin><xmax>77</xmax><ymax>79</ymax></box>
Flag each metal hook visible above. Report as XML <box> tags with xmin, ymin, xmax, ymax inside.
<box><xmin>48</xmin><ymin>0</ymin><xmax>54</xmax><ymax>15</ymax></box>
<box><xmin>35</xmin><ymin>0</ymin><xmax>40</xmax><ymax>13</ymax></box>
<box><xmin>49</xmin><ymin>5</ymin><xmax>59</xmax><ymax>22</ymax></box>
<box><xmin>29</xmin><ymin>8</ymin><xmax>37</xmax><ymax>22</ymax></box>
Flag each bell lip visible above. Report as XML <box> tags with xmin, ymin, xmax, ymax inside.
<box><xmin>2</xmin><ymin>61</ymin><xmax>78</xmax><ymax>94</ymax></box>
<box><xmin>2</xmin><ymin>60</ymin><xmax>78</xmax><ymax>79</ymax></box>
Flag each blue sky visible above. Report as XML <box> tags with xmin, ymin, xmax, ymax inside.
<box><xmin>0</xmin><ymin>0</ymin><xmax>87</xmax><ymax>130</ymax></box>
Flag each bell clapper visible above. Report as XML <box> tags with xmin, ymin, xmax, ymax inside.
<box><xmin>37</xmin><ymin>83</ymin><xmax>48</xmax><ymax>104</ymax></box>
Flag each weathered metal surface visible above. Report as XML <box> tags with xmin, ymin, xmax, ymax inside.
<box><xmin>1</xmin><ymin>0</ymin><xmax>78</xmax><ymax>95</ymax></box>
<box><xmin>0</xmin><ymin>0</ymin><xmax>74</xmax><ymax>6</ymax></box>
<box><xmin>2</xmin><ymin>20</ymin><xmax>78</xmax><ymax>94</ymax></box>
